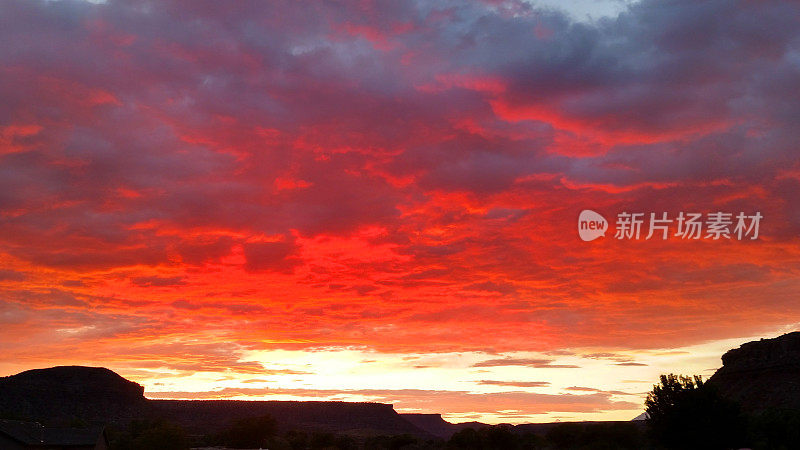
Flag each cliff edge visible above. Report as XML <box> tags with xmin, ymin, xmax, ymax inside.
<box><xmin>708</xmin><ymin>331</ymin><xmax>800</xmax><ymax>412</ymax></box>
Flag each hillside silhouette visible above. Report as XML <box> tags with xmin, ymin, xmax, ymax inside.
<box><xmin>0</xmin><ymin>332</ymin><xmax>799</xmax><ymax>448</ymax></box>
<box><xmin>0</xmin><ymin>366</ymin><xmax>147</xmax><ymax>424</ymax></box>
<box><xmin>0</xmin><ymin>366</ymin><xmax>428</xmax><ymax>438</ymax></box>
<box><xmin>708</xmin><ymin>331</ymin><xmax>800</xmax><ymax>412</ymax></box>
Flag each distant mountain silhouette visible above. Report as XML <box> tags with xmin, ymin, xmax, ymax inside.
<box><xmin>154</xmin><ymin>399</ymin><xmax>428</xmax><ymax>437</ymax></box>
<box><xmin>0</xmin><ymin>365</ymin><xmax>429</xmax><ymax>437</ymax></box>
<box><xmin>400</xmin><ymin>413</ymin><xmax>486</xmax><ymax>438</ymax></box>
<box><xmin>708</xmin><ymin>331</ymin><xmax>800</xmax><ymax>412</ymax></box>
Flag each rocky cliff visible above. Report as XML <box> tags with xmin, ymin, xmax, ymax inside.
<box><xmin>708</xmin><ymin>331</ymin><xmax>800</xmax><ymax>412</ymax></box>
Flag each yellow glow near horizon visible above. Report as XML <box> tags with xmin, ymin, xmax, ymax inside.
<box><xmin>122</xmin><ymin>329</ymin><xmax>791</xmax><ymax>424</ymax></box>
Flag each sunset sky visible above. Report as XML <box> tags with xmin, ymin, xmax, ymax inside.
<box><xmin>1</xmin><ymin>0</ymin><xmax>799</xmax><ymax>423</ymax></box>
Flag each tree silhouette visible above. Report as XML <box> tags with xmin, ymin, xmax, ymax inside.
<box><xmin>645</xmin><ymin>374</ymin><xmax>745</xmax><ymax>449</ymax></box>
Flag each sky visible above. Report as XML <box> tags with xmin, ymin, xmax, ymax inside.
<box><xmin>1</xmin><ymin>0</ymin><xmax>799</xmax><ymax>424</ymax></box>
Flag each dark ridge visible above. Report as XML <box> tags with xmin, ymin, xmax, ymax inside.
<box><xmin>0</xmin><ymin>365</ymin><xmax>148</xmax><ymax>423</ymax></box>
<box><xmin>0</xmin><ymin>366</ymin><xmax>429</xmax><ymax>437</ymax></box>
<box><xmin>401</xmin><ymin>413</ymin><xmax>456</xmax><ymax>438</ymax></box>
<box><xmin>515</xmin><ymin>420</ymin><xmax>646</xmax><ymax>435</ymax></box>
<box><xmin>152</xmin><ymin>399</ymin><xmax>429</xmax><ymax>437</ymax></box>
<box><xmin>401</xmin><ymin>413</ymin><xmax>487</xmax><ymax>438</ymax></box>
<box><xmin>708</xmin><ymin>331</ymin><xmax>800</xmax><ymax>412</ymax></box>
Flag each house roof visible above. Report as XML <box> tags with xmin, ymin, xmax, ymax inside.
<box><xmin>0</xmin><ymin>419</ymin><xmax>104</xmax><ymax>447</ymax></box>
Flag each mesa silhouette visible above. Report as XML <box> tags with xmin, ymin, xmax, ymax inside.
<box><xmin>1</xmin><ymin>332</ymin><xmax>798</xmax><ymax>440</ymax></box>
<box><xmin>0</xmin><ymin>366</ymin><xmax>427</xmax><ymax>438</ymax></box>
<box><xmin>707</xmin><ymin>330</ymin><xmax>800</xmax><ymax>412</ymax></box>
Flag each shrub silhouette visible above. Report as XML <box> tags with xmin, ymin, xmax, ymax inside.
<box><xmin>544</xmin><ymin>422</ymin><xmax>642</xmax><ymax>449</ymax></box>
<box><xmin>448</xmin><ymin>424</ymin><xmax>544</xmax><ymax>449</ymax></box>
<box><xmin>320</xmin><ymin>431</ymin><xmax>357</xmax><ymax>449</ymax></box>
<box><xmin>109</xmin><ymin>419</ymin><xmax>188</xmax><ymax>450</ymax></box>
<box><xmin>645</xmin><ymin>374</ymin><xmax>745</xmax><ymax>449</ymax></box>
<box><xmin>363</xmin><ymin>433</ymin><xmax>420</xmax><ymax>449</ymax></box>
<box><xmin>216</xmin><ymin>414</ymin><xmax>277</xmax><ymax>448</ymax></box>
<box><xmin>448</xmin><ymin>427</ymin><xmax>482</xmax><ymax>449</ymax></box>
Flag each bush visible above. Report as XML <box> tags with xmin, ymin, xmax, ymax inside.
<box><xmin>645</xmin><ymin>374</ymin><xmax>746</xmax><ymax>449</ymax></box>
<box><xmin>304</xmin><ymin>431</ymin><xmax>356</xmax><ymax>449</ymax></box>
<box><xmin>363</xmin><ymin>433</ymin><xmax>422</xmax><ymax>450</ymax></box>
<box><xmin>448</xmin><ymin>427</ymin><xmax>482</xmax><ymax>449</ymax></box>
<box><xmin>448</xmin><ymin>424</ymin><xmax>535</xmax><ymax>450</ymax></box>
<box><xmin>109</xmin><ymin>419</ymin><xmax>188</xmax><ymax>450</ymax></box>
<box><xmin>216</xmin><ymin>414</ymin><xmax>278</xmax><ymax>449</ymax></box>
<box><xmin>545</xmin><ymin>422</ymin><xmax>642</xmax><ymax>450</ymax></box>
